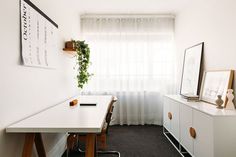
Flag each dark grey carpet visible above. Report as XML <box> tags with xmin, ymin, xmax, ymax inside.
<box><xmin>62</xmin><ymin>125</ymin><xmax>181</xmax><ymax>157</ymax></box>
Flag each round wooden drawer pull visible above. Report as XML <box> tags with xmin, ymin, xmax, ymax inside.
<box><xmin>189</xmin><ymin>127</ymin><xmax>196</xmax><ymax>139</ymax></box>
<box><xmin>168</xmin><ymin>112</ymin><xmax>172</xmax><ymax>120</ymax></box>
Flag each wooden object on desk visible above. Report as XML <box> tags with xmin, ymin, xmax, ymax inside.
<box><xmin>69</xmin><ymin>99</ymin><xmax>78</xmax><ymax>106</ymax></box>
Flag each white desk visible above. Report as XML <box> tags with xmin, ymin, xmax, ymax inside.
<box><xmin>6</xmin><ymin>95</ymin><xmax>113</xmax><ymax>157</ymax></box>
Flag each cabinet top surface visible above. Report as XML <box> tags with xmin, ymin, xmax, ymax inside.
<box><xmin>165</xmin><ymin>95</ymin><xmax>236</xmax><ymax>116</ymax></box>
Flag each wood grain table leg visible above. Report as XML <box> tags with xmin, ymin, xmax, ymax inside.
<box><xmin>22</xmin><ymin>133</ymin><xmax>35</xmax><ymax>157</ymax></box>
<box><xmin>22</xmin><ymin>133</ymin><xmax>46</xmax><ymax>157</ymax></box>
<box><xmin>35</xmin><ymin>133</ymin><xmax>46</xmax><ymax>157</ymax></box>
<box><xmin>85</xmin><ymin>133</ymin><xmax>97</xmax><ymax>157</ymax></box>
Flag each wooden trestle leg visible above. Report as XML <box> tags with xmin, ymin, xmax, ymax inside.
<box><xmin>22</xmin><ymin>133</ymin><xmax>46</xmax><ymax>157</ymax></box>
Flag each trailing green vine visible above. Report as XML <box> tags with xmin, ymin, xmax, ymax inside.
<box><xmin>72</xmin><ymin>40</ymin><xmax>93</xmax><ymax>89</ymax></box>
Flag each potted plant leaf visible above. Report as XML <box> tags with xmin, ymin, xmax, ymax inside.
<box><xmin>71</xmin><ymin>40</ymin><xmax>93</xmax><ymax>89</ymax></box>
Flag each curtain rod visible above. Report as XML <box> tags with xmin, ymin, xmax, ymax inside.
<box><xmin>80</xmin><ymin>14</ymin><xmax>175</xmax><ymax>19</ymax></box>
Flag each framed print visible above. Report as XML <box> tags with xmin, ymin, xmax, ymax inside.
<box><xmin>180</xmin><ymin>42</ymin><xmax>204</xmax><ymax>97</ymax></box>
<box><xmin>200</xmin><ymin>70</ymin><xmax>234</xmax><ymax>106</ymax></box>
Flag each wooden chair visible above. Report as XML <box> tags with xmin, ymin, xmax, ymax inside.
<box><xmin>96</xmin><ymin>96</ymin><xmax>117</xmax><ymax>149</ymax></box>
<box><xmin>67</xmin><ymin>96</ymin><xmax>120</xmax><ymax>156</ymax></box>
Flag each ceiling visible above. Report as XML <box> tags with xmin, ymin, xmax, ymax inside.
<box><xmin>71</xmin><ymin>0</ymin><xmax>194</xmax><ymax>15</ymax></box>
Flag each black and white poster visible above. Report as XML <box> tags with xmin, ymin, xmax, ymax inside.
<box><xmin>20</xmin><ymin>0</ymin><xmax>58</xmax><ymax>68</ymax></box>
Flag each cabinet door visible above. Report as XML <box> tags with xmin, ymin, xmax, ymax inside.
<box><xmin>163</xmin><ymin>97</ymin><xmax>171</xmax><ymax>131</ymax></box>
<box><xmin>180</xmin><ymin>104</ymin><xmax>193</xmax><ymax>155</ymax></box>
<box><xmin>193</xmin><ymin>110</ymin><xmax>213</xmax><ymax>157</ymax></box>
<box><xmin>169</xmin><ymin>99</ymin><xmax>180</xmax><ymax>140</ymax></box>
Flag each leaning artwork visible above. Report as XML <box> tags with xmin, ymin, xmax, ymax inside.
<box><xmin>200</xmin><ymin>70</ymin><xmax>234</xmax><ymax>106</ymax></box>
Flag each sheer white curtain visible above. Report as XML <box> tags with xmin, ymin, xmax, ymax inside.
<box><xmin>80</xmin><ymin>15</ymin><xmax>177</xmax><ymax>125</ymax></box>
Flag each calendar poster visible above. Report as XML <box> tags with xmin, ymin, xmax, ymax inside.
<box><xmin>20</xmin><ymin>0</ymin><xmax>58</xmax><ymax>68</ymax></box>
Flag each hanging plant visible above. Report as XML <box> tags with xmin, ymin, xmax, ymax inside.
<box><xmin>72</xmin><ymin>40</ymin><xmax>93</xmax><ymax>89</ymax></box>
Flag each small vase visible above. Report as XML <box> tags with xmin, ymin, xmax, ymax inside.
<box><xmin>215</xmin><ymin>95</ymin><xmax>223</xmax><ymax>109</ymax></box>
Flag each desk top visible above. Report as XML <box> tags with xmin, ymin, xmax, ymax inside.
<box><xmin>6</xmin><ymin>95</ymin><xmax>113</xmax><ymax>133</ymax></box>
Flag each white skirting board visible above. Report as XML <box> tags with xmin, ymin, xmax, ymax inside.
<box><xmin>47</xmin><ymin>134</ymin><xmax>67</xmax><ymax>157</ymax></box>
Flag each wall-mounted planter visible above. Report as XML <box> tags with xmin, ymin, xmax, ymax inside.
<box><xmin>65</xmin><ymin>41</ymin><xmax>75</xmax><ymax>49</ymax></box>
<box><xmin>63</xmin><ymin>41</ymin><xmax>76</xmax><ymax>55</ymax></box>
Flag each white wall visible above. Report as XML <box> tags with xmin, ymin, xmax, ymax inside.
<box><xmin>175</xmin><ymin>0</ymin><xmax>236</xmax><ymax>98</ymax></box>
<box><xmin>0</xmin><ymin>0</ymin><xmax>80</xmax><ymax>156</ymax></box>
<box><xmin>74</xmin><ymin>0</ymin><xmax>189</xmax><ymax>14</ymax></box>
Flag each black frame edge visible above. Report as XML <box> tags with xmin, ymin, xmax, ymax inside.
<box><xmin>179</xmin><ymin>42</ymin><xmax>204</xmax><ymax>98</ymax></box>
<box><xmin>22</xmin><ymin>0</ymin><xmax>58</xmax><ymax>28</ymax></box>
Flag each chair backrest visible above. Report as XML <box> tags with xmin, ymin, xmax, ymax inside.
<box><xmin>105</xmin><ymin>96</ymin><xmax>117</xmax><ymax>133</ymax></box>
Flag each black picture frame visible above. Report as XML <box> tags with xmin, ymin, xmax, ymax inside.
<box><xmin>180</xmin><ymin>42</ymin><xmax>204</xmax><ymax>98</ymax></box>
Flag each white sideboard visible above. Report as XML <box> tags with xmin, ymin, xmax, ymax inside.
<box><xmin>163</xmin><ymin>95</ymin><xmax>236</xmax><ymax>157</ymax></box>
